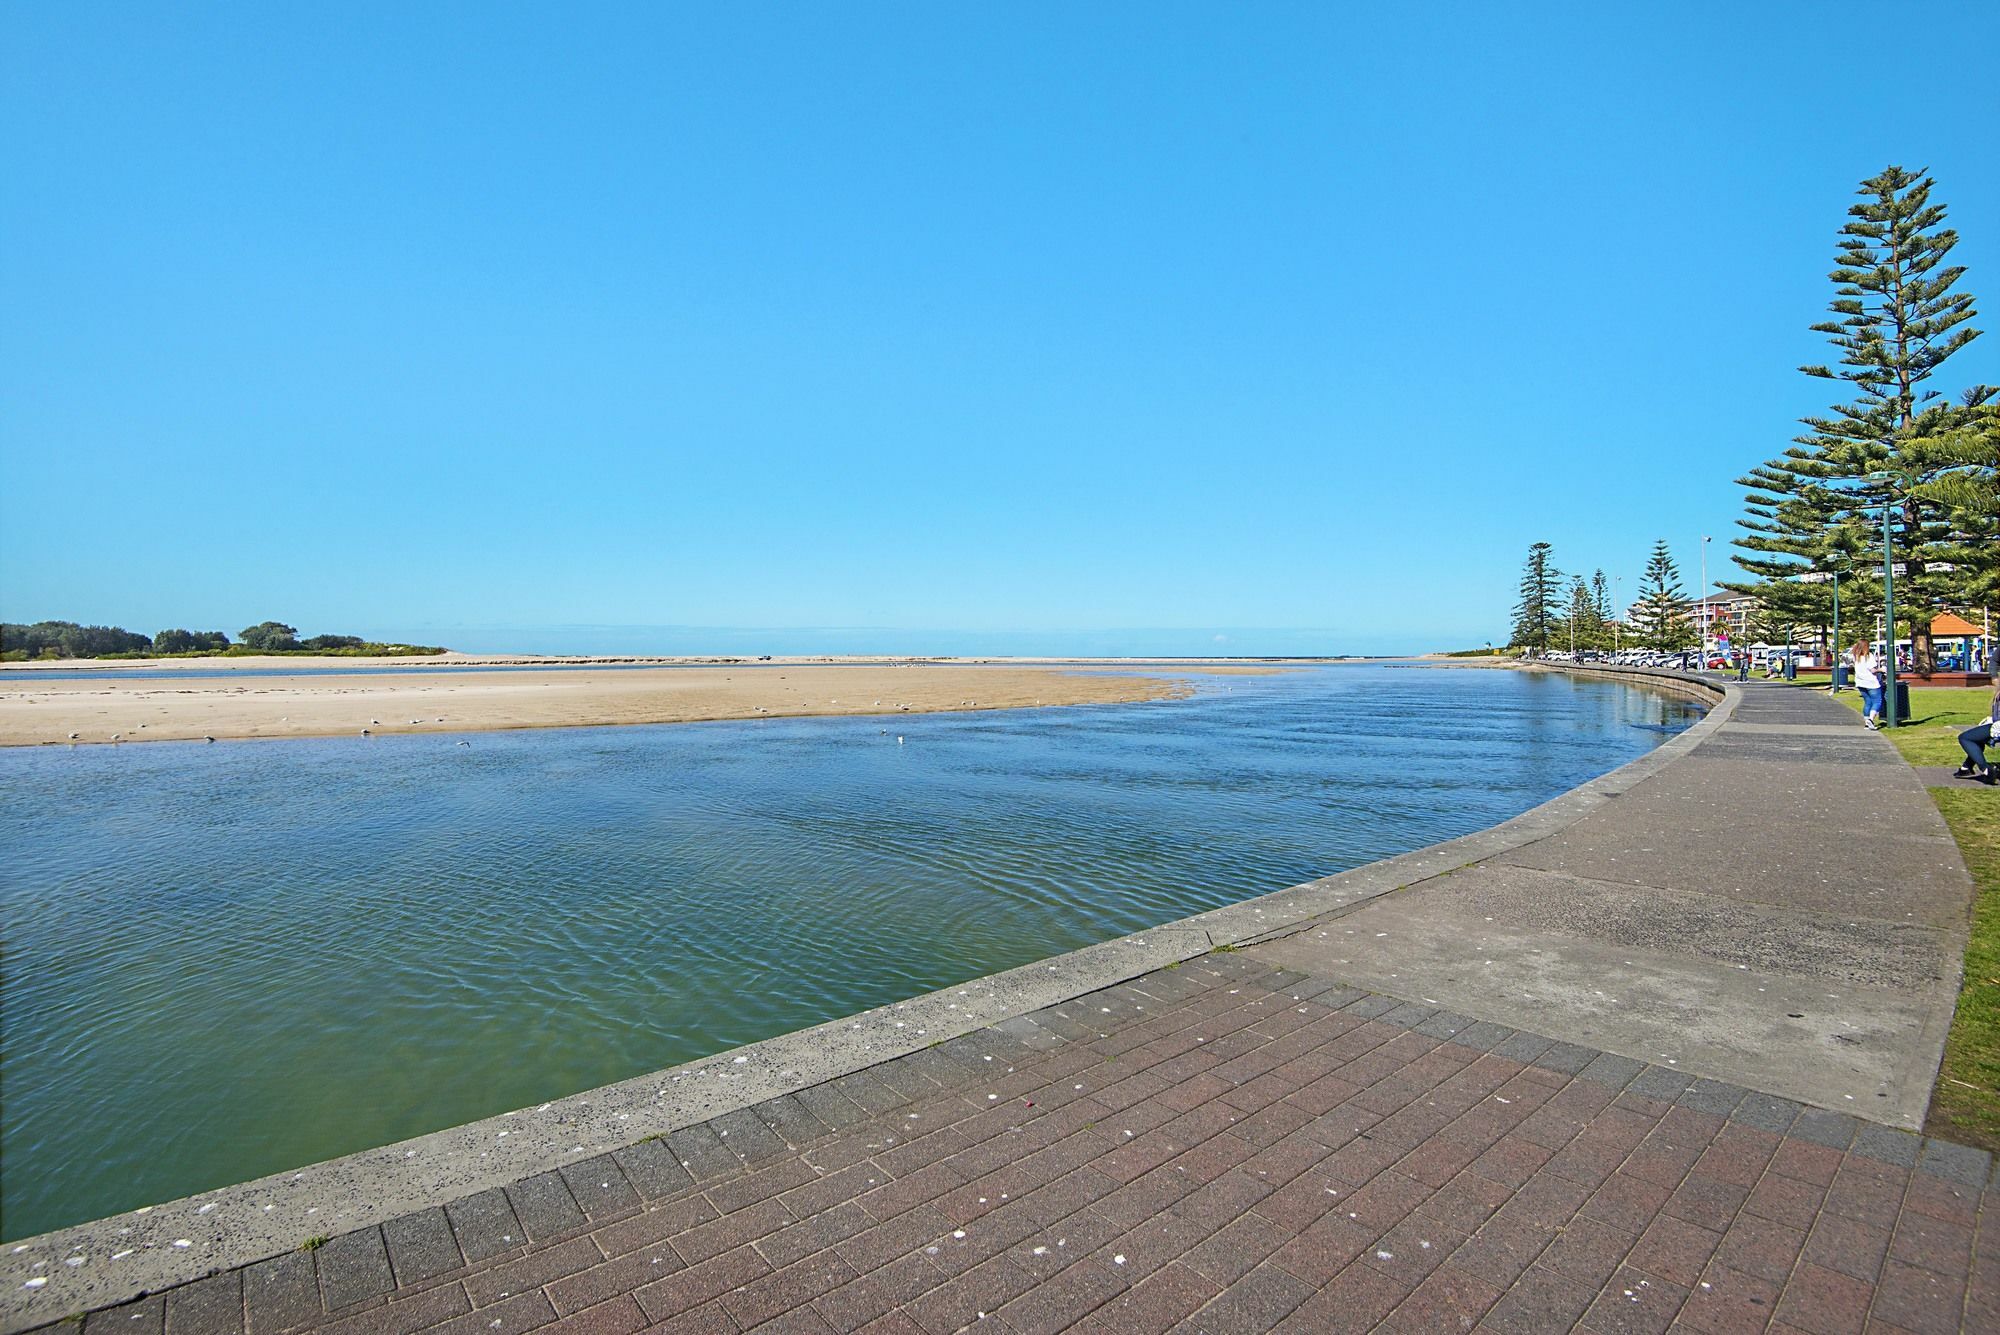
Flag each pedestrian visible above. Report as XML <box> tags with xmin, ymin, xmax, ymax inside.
<box><xmin>1954</xmin><ymin>680</ymin><xmax>2000</xmax><ymax>782</ymax></box>
<box><xmin>1852</xmin><ymin>641</ymin><xmax>1885</xmax><ymax>730</ymax></box>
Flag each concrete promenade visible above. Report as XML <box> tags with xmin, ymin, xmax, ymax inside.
<box><xmin>7</xmin><ymin>674</ymin><xmax>1994</xmax><ymax>1333</ymax></box>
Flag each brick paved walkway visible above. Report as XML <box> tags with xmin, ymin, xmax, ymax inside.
<box><xmin>53</xmin><ymin>954</ymin><xmax>1997</xmax><ymax>1335</ymax></box>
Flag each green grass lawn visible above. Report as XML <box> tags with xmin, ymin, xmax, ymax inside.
<box><xmin>1825</xmin><ymin>682</ymin><xmax>1995</xmax><ymax>767</ymax></box>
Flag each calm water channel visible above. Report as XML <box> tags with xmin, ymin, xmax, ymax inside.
<box><xmin>0</xmin><ymin>666</ymin><xmax>1699</xmax><ymax>1239</ymax></box>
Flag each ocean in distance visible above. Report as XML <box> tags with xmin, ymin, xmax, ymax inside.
<box><xmin>0</xmin><ymin>665</ymin><xmax>1700</xmax><ymax>1239</ymax></box>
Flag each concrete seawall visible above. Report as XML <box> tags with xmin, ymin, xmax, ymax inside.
<box><xmin>27</xmin><ymin>664</ymin><xmax>1920</xmax><ymax>1332</ymax></box>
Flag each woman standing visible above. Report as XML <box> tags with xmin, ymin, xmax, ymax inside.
<box><xmin>1852</xmin><ymin>641</ymin><xmax>1885</xmax><ymax>730</ymax></box>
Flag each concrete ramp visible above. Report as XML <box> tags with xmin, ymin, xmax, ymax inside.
<box><xmin>1252</xmin><ymin>679</ymin><xmax>1975</xmax><ymax>1129</ymax></box>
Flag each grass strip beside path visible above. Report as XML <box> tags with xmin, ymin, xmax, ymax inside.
<box><xmin>1826</xmin><ymin>681</ymin><xmax>1996</xmax><ymax>765</ymax></box>
<box><xmin>1929</xmin><ymin>790</ymin><xmax>2000</xmax><ymax>1149</ymax></box>
<box><xmin>1810</xmin><ymin>682</ymin><xmax>2000</xmax><ymax>1147</ymax></box>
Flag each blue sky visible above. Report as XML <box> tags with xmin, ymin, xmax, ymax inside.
<box><xmin>5</xmin><ymin>3</ymin><xmax>1997</xmax><ymax>656</ymax></box>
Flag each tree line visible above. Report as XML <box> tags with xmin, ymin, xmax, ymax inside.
<box><xmin>1511</xmin><ymin>539</ymin><xmax>1693</xmax><ymax>655</ymax></box>
<box><xmin>1505</xmin><ymin>165</ymin><xmax>1997</xmax><ymax>666</ymax></box>
<box><xmin>1</xmin><ymin>619</ymin><xmax>447</xmax><ymax>661</ymax></box>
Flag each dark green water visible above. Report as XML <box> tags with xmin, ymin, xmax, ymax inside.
<box><xmin>0</xmin><ymin>666</ymin><xmax>1697</xmax><ymax>1239</ymax></box>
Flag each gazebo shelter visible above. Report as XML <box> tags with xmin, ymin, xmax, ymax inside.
<box><xmin>1926</xmin><ymin>612</ymin><xmax>1992</xmax><ymax>685</ymax></box>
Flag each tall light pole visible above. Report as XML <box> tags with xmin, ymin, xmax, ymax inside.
<box><xmin>1829</xmin><ymin>555</ymin><xmax>1848</xmax><ymax>692</ymax></box>
<box><xmin>1700</xmin><ymin>536</ymin><xmax>1711</xmax><ymax>666</ymax></box>
<box><xmin>1880</xmin><ymin>489</ymin><xmax>1899</xmax><ymax>727</ymax></box>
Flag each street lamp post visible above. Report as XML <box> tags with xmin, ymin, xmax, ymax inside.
<box><xmin>1880</xmin><ymin>491</ymin><xmax>1899</xmax><ymax>728</ymax></box>
<box><xmin>1700</xmin><ymin>536</ymin><xmax>1711</xmax><ymax>667</ymax></box>
<box><xmin>1829</xmin><ymin>557</ymin><xmax>1845</xmax><ymax>692</ymax></box>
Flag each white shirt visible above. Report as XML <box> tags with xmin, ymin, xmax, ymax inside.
<box><xmin>1852</xmin><ymin>652</ymin><xmax>1881</xmax><ymax>690</ymax></box>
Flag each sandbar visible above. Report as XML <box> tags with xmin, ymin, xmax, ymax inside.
<box><xmin>0</xmin><ymin>660</ymin><xmax>1265</xmax><ymax>747</ymax></box>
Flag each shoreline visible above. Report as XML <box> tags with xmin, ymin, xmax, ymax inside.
<box><xmin>0</xmin><ymin>661</ymin><xmax>1294</xmax><ymax>748</ymax></box>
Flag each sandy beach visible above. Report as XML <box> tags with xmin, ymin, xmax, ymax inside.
<box><xmin>0</xmin><ymin>659</ymin><xmax>1282</xmax><ymax>747</ymax></box>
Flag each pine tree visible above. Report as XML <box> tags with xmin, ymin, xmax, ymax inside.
<box><xmin>1636</xmin><ymin>540</ymin><xmax>1692</xmax><ymax>651</ymax></box>
<box><xmin>1511</xmin><ymin>542</ymin><xmax>1561</xmax><ymax>655</ymax></box>
<box><xmin>1591</xmin><ymin>570</ymin><xmax>1612</xmax><ymax>624</ymax></box>
<box><xmin>1902</xmin><ymin>394</ymin><xmax>2000</xmax><ymax>603</ymax></box>
<box><xmin>1560</xmin><ymin>575</ymin><xmax>1607</xmax><ymax>653</ymax></box>
<box><xmin>1735</xmin><ymin>166</ymin><xmax>1983</xmax><ymax>672</ymax></box>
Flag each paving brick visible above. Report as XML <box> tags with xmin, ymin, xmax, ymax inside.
<box><xmin>900</xmin><ymin>1254</ymin><xmax>1036</xmax><ymax>1334</ymax></box>
<box><xmin>1771</xmin><ymin>1260</ymin><xmax>1872</xmax><ymax>1335</ymax></box>
<box><xmin>1376</xmin><ymin>1262</ymin><xmax>1503</xmax><ymax>1334</ymax></box>
<box><xmin>1801</xmin><ymin>1213</ymin><xmax>1892</xmax><ymax>1283</ymax></box>
<box><xmin>1675</xmin><ymin>1260</ymin><xmax>1779</xmax><ymax>1335</ymax></box>
<box><xmin>709</xmin><ymin>1108</ymin><xmax>791</xmax><ymax>1166</ymax></box>
<box><xmin>609</xmin><ymin>1140</ymin><xmax>695</xmax><ymax>1202</ymax></box>
<box><xmin>546</xmin><ymin>1245</ymin><xmax>685</xmax><ymax>1317</ymax></box>
<box><xmin>1274</xmin><ymin>1256</ymin><xmax>1409</xmax><ymax>1333</ymax></box>
<box><xmin>664</xmin><ymin>1123</ymin><xmax>741</xmax><ymax>1183</ymax></box>
<box><xmin>313</xmin><ymin>1283</ymin><xmax>468</xmax><ymax>1335</ymax></box>
<box><xmin>1089</xmin><ymin>1260</ymin><xmax>1218</xmax><ymax>1333</ymax></box>
<box><xmin>705</xmin><ymin>1156</ymin><xmax>819</xmax><ymax>1215</ymax></box>
<box><xmin>1664</xmin><ymin>1175</ymin><xmax>1749</xmax><ymax>1234</ymax></box>
<box><xmin>1450</xmin><ymin>1211</ymin><xmax>1555</xmax><ymax>1289</ymax></box>
<box><xmin>465</xmin><ymin>1237</ymin><xmax>604</xmax><ymax>1307</ymax></box>
<box><xmin>315</xmin><ymin>1229</ymin><xmax>394</xmax><ymax>1312</ymax></box>
<box><xmin>992</xmin><ymin>1256</ymin><xmax>1124</xmax><ymax>1335</ymax></box>
<box><xmin>801</xmin><ymin>1251</ymin><xmax>933</xmax><ymax>1333</ymax></box>
<box><xmin>754</xmin><ymin>1094</ymin><xmax>834</xmax><ymax>1148</ymax></box>
<box><xmin>1677</xmin><ymin>1079</ymin><xmax>1747</xmax><ymax>1120</ymax></box>
<box><xmin>1181</xmin><ymin>1212</ymin><xmax>1291</xmax><ymax>1287</ymax></box>
<box><xmin>540</xmin><ymin>1295</ymin><xmax>647</xmax><ymax>1335</ymax></box>
<box><xmin>1580</xmin><ymin>1262</ymin><xmax>1688</xmax><ymax>1334</ymax></box>
<box><xmin>1713</xmin><ymin>1212</ymin><xmax>1809</xmax><ymax>1285</ymax></box>
<box><xmin>85</xmin><ymin>1295</ymin><xmax>165</xmax><ymax>1335</ymax></box>
<box><xmin>1788</xmin><ymin>1109</ymin><xmax>1860</xmax><ymax>1152</ymax></box>
<box><xmin>1175</xmin><ymin>1259</ymin><xmax>1312</xmax><ymax>1332</ymax></box>
<box><xmin>673</xmin><ymin>1196</ymin><xmax>794</xmax><ymax>1266</ymax></box>
<box><xmin>633</xmin><ymin>1244</ymin><xmax>773</xmax><ymax>1323</ymax></box>
<box><xmin>1538</xmin><ymin>1217</ymin><xmax>1637</xmax><ymax>1289</ymax></box>
<box><xmin>1743</xmin><ymin>1172</ymin><xmax>1826</xmax><ymax>1230</ymax></box>
<box><xmin>1267</xmin><ymin>1214</ymin><xmax>1376</xmax><ymax>1286</ymax></box>
<box><xmin>1729</xmin><ymin>1092</ymin><xmax>1802</xmax><ymax>1135</ymax></box>
<box><xmin>1449</xmin><ymin>1021</ymin><xmax>1516</xmax><ymax>1055</ymax></box>
<box><xmin>1869</xmin><ymin>1257</ymin><xmax>1965</xmax><ymax>1335</ymax></box>
<box><xmin>756</xmin><ymin>1202</ymin><xmax>876</xmax><ymax>1271</ymax></box>
<box><xmin>1475</xmin><ymin>1259</ymin><xmax>1596</xmax><ymax>1334</ymax></box>
<box><xmin>165</xmin><ymin>1270</ymin><xmax>242</xmax><ymax>1335</ymax></box>
<box><xmin>427</xmin><ymin>1290</ymin><xmax>553</xmax><ymax>1335</ymax></box>
<box><xmin>381</xmin><ymin>1208</ymin><xmax>463</xmax><ymax>1286</ymax></box>
<box><xmin>1851</xmin><ymin>1124</ymin><xmax>1922</xmax><ymax>1168</ymax></box>
<box><xmin>591</xmin><ymin>1193</ymin><xmax>717</xmax><ymax>1259</ymax></box>
<box><xmin>1915</xmin><ymin>1137</ymin><xmax>1990</xmax><ymax>1190</ymax></box>
<box><xmin>243</xmin><ymin>1252</ymin><xmax>320</xmax><ymax>1335</ymax></box>
<box><xmin>507</xmin><ymin>1171</ymin><xmax>588</xmax><ymax>1241</ymax></box>
<box><xmin>559</xmin><ymin>1156</ymin><xmax>643</xmax><ymax>1220</ymax></box>
<box><xmin>721</xmin><ymin>1253</ymin><xmax>857</xmax><ymax>1330</ymax></box>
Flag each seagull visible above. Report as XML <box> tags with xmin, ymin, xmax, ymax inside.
<box><xmin>455</xmin><ymin>740</ymin><xmax>470</xmax><ymax>747</ymax></box>
<box><xmin>203</xmin><ymin>736</ymin><xmax>215</xmax><ymax>743</ymax></box>
<box><xmin>67</xmin><ymin>732</ymin><xmax>78</xmax><ymax>740</ymax></box>
<box><xmin>360</xmin><ymin>728</ymin><xmax>370</xmax><ymax>735</ymax></box>
<box><xmin>897</xmin><ymin>736</ymin><xmax>904</xmax><ymax>744</ymax></box>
